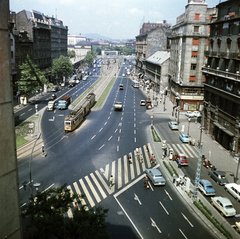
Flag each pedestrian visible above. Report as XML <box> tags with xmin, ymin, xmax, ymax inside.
<box><xmin>173</xmin><ymin>173</ymin><xmax>176</xmax><ymax>184</ymax></box>
<box><xmin>109</xmin><ymin>175</ymin><xmax>114</xmax><ymax>189</ymax></box>
<box><xmin>164</xmin><ymin>148</ymin><xmax>167</xmax><ymax>157</ymax></box>
<box><xmin>150</xmin><ymin>154</ymin><xmax>155</xmax><ymax>164</ymax></box>
<box><xmin>128</xmin><ymin>154</ymin><xmax>132</xmax><ymax>164</ymax></box>
<box><xmin>143</xmin><ymin>176</ymin><xmax>149</xmax><ymax>188</ymax></box>
<box><xmin>146</xmin><ymin>145</ymin><xmax>149</xmax><ymax>152</ymax></box>
<box><xmin>74</xmin><ymin>202</ymin><xmax>79</xmax><ymax>215</ymax></box>
<box><xmin>176</xmin><ymin>177</ymin><xmax>180</xmax><ymax>186</ymax></box>
<box><xmin>175</xmin><ymin>112</ymin><xmax>177</xmax><ymax>118</ymax></box>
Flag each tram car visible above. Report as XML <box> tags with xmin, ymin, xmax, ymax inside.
<box><xmin>64</xmin><ymin>93</ymin><xmax>95</xmax><ymax>132</ymax></box>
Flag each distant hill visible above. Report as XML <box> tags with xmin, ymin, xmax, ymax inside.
<box><xmin>84</xmin><ymin>33</ymin><xmax>112</xmax><ymax>41</ymax></box>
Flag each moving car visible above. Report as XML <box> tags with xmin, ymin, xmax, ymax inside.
<box><xmin>176</xmin><ymin>153</ymin><xmax>188</xmax><ymax>166</ymax></box>
<box><xmin>179</xmin><ymin>134</ymin><xmax>190</xmax><ymax>143</ymax></box>
<box><xmin>193</xmin><ymin>111</ymin><xmax>201</xmax><ymax>117</ymax></box>
<box><xmin>168</xmin><ymin>121</ymin><xmax>178</xmax><ymax>130</ymax></box>
<box><xmin>49</xmin><ymin>94</ymin><xmax>56</xmax><ymax>100</ymax></box>
<box><xmin>122</xmin><ymin>73</ymin><xmax>125</xmax><ymax>77</ymax></box>
<box><xmin>208</xmin><ymin>170</ymin><xmax>229</xmax><ymax>185</ymax></box>
<box><xmin>211</xmin><ymin>196</ymin><xmax>236</xmax><ymax>217</ymax></box>
<box><xmin>140</xmin><ymin>100</ymin><xmax>146</xmax><ymax>106</ymax></box>
<box><xmin>185</xmin><ymin>111</ymin><xmax>195</xmax><ymax>118</ymax></box>
<box><xmin>114</xmin><ymin>102</ymin><xmax>122</xmax><ymax>111</ymax></box>
<box><xmin>198</xmin><ymin>179</ymin><xmax>215</xmax><ymax>196</ymax></box>
<box><xmin>225</xmin><ymin>183</ymin><xmax>240</xmax><ymax>201</ymax></box>
<box><xmin>145</xmin><ymin>168</ymin><xmax>166</xmax><ymax>186</ymax></box>
<box><xmin>119</xmin><ymin>84</ymin><xmax>123</xmax><ymax>90</ymax></box>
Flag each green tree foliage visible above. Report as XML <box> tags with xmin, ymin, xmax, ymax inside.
<box><xmin>51</xmin><ymin>55</ymin><xmax>73</xmax><ymax>80</ymax></box>
<box><xmin>17</xmin><ymin>55</ymin><xmax>47</xmax><ymax>95</ymax></box>
<box><xmin>22</xmin><ymin>186</ymin><xmax>110</xmax><ymax>239</ymax></box>
<box><xmin>67</xmin><ymin>50</ymin><xmax>76</xmax><ymax>58</ymax></box>
<box><xmin>83</xmin><ymin>51</ymin><xmax>95</xmax><ymax>66</ymax></box>
<box><xmin>93</xmin><ymin>47</ymin><xmax>101</xmax><ymax>55</ymax></box>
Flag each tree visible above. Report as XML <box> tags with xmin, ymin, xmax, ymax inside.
<box><xmin>51</xmin><ymin>55</ymin><xmax>73</xmax><ymax>81</ymax></box>
<box><xmin>17</xmin><ymin>55</ymin><xmax>47</xmax><ymax>95</ymax></box>
<box><xmin>68</xmin><ymin>50</ymin><xmax>76</xmax><ymax>58</ymax></box>
<box><xmin>83</xmin><ymin>51</ymin><xmax>95</xmax><ymax>66</ymax></box>
<box><xmin>22</xmin><ymin>186</ymin><xmax>110</xmax><ymax>239</ymax></box>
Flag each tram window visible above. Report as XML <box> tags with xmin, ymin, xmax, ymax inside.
<box><xmin>65</xmin><ymin>121</ymin><xmax>71</xmax><ymax>126</ymax></box>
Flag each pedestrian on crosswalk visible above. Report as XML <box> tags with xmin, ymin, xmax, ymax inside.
<box><xmin>109</xmin><ymin>175</ymin><xmax>114</xmax><ymax>189</ymax></box>
<box><xmin>128</xmin><ymin>154</ymin><xmax>132</xmax><ymax>164</ymax></box>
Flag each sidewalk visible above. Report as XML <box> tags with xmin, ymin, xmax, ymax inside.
<box><xmin>142</xmin><ymin>88</ymin><xmax>240</xmax><ymax>238</ymax></box>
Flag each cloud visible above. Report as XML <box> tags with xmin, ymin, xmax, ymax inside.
<box><xmin>128</xmin><ymin>8</ymin><xmax>144</xmax><ymax>17</ymax></box>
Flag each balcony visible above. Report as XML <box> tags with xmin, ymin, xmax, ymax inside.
<box><xmin>202</xmin><ymin>66</ymin><xmax>240</xmax><ymax>81</ymax></box>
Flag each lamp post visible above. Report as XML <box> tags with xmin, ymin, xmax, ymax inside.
<box><xmin>187</xmin><ymin>118</ymin><xmax>191</xmax><ymax>136</ymax></box>
<box><xmin>29</xmin><ymin>132</ymin><xmax>41</xmax><ymax>196</ymax></box>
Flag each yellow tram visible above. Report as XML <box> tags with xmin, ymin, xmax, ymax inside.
<box><xmin>64</xmin><ymin>93</ymin><xmax>95</xmax><ymax>132</ymax></box>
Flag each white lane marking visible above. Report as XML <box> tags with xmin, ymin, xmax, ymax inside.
<box><xmin>49</xmin><ymin>116</ymin><xmax>55</xmax><ymax>121</ymax></box>
<box><xmin>118</xmin><ymin>158</ymin><xmax>122</xmax><ymax>189</ymax></box>
<box><xmin>134</xmin><ymin>123</ymin><xmax>136</xmax><ymax>127</ymax></box>
<box><xmin>111</xmin><ymin>161</ymin><xmax>116</xmax><ymax>192</ymax></box>
<box><xmin>121</xmin><ymin>117</ymin><xmax>123</xmax><ymax>120</ymax></box>
<box><xmin>181</xmin><ymin>213</ymin><xmax>194</xmax><ymax>227</ymax></box>
<box><xmin>98</xmin><ymin>144</ymin><xmax>104</xmax><ymax>150</ymax></box>
<box><xmin>95</xmin><ymin>170</ymin><xmax>112</xmax><ymax>195</ymax></box>
<box><xmin>73</xmin><ymin>182</ymin><xmax>88</xmax><ymax>211</ymax></box>
<box><xmin>28</xmin><ymin>108</ymin><xmax>32</xmax><ymax>111</ymax></box>
<box><xmin>42</xmin><ymin>183</ymin><xmax>55</xmax><ymax>192</ymax></box>
<box><xmin>118</xmin><ymin>136</ymin><xmax>120</xmax><ymax>141</ymax></box>
<box><xmin>66</xmin><ymin>185</ymin><xmax>74</xmax><ymax>218</ymax></box>
<box><xmin>114</xmin><ymin>129</ymin><xmax>118</xmax><ymax>133</ymax></box>
<box><xmin>118</xmin><ymin>122</ymin><xmax>122</xmax><ymax>126</ymax></box>
<box><xmin>134</xmin><ymin>193</ymin><xmax>142</xmax><ymax>205</ymax></box>
<box><xmin>179</xmin><ymin>229</ymin><xmax>188</xmax><ymax>239</ymax></box>
<box><xmin>91</xmin><ymin>135</ymin><xmax>96</xmax><ymax>140</ymax></box>
<box><xmin>159</xmin><ymin>201</ymin><xmax>169</xmax><ymax>215</ymax></box>
<box><xmin>124</xmin><ymin>155</ymin><xmax>128</xmax><ymax>184</ymax></box>
<box><xmin>119</xmin><ymin>129</ymin><xmax>121</xmax><ymax>133</ymax></box>
<box><xmin>150</xmin><ymin>217</ymin><xmax>162</xmax><ymax>233</ymax></box>
<box><xmin>117</xmin><ymin>145</ymin><xmax>119</xmax><ymax>151</ymax></box>
<box><xmin>57</xmin><ymin>114</ymin><xmax>64</xmax><ymax>116</ymax></box>
<box><xmin>134</xmin><ymin>137</ymin><xmax>136</xmax><ymax>143</ymax></box>
<box><xmin>104</xmin><ymin>121</ymin><xmax>107</xmax><ymax>125</ymax></box>
<box><xmin>164</xmin><ymin>189</ymin><xmax>173</xmax><ymax>200</ymax></box>
<box><xmin>79</xmin><ymin>179</ymin><xmax>95</xmax><ymax>208</ymax></box>
<box><xmin>20</xmin><ymin>113</ymin><xmax>25</xmax><ymax>116</ymax></box>
<box><xmin>108</xmin><ymin>136</ymin><xmax>112</xmax><ymax>141</ymax></box>
<box><xmin>85</xmin><ymin>176</ymin><xmax>101</xmax><ymax>203</ymax></box>
<box><xmin>108</xmin><ymin>116</ymin><xmax>110</xmax><ymax>119</ymax></box>
<box><xmin>99</xmin><ymin>127</ymin><xmax>103</xmax><ymax>132</ymax></box>
<box><xmin>134</xmin><ymin>130</ymin><xmax>136</xmax><ymax>134</ymax></box>
<box><xmin>134</xmin><ymin>118</ymin><xmax>136</xmax><ymax>121</ymax></box>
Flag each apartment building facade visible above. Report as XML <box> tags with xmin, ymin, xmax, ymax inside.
<box><xmin>202</xmin><ymin>0</ymin><xmax>240</xmax><ymax>154</ymax></box>
<box><xmin>168</xmin><ymin>0</ymin><xmax>216</xmax><ymax>111</ymax></box>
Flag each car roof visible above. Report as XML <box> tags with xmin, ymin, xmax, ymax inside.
<box><xmin>146</xmin><ymin>168</ymin><xmax>162</xmax><ymax>175</ymax></box>
<box><xmin>225</xmin><ymin>183</ymin><xmax>240</xmax><ymax>190</ymax></box>
<box><xmin>170</xmin><ymin>121</ymin><xmax>177</xmax><ymax>124</ymax></box>
<box><xmin>215</xmin><ymin>171</ymin><xmax>226</xmax><ymax>176</ymax></box>
<box><xmin>181</xmin><ymin>134</ymin><xmax>188</xmax><ymax>136</ymax></box>
<box><xmin>213</xmin><ymin>196</ymin><xmax>232</xmax><ymax>204</ymax></box>
<box><xmin>199</xmin><ymin>179</ymin><xmax>212</xmax><ymax>185</ymax></box>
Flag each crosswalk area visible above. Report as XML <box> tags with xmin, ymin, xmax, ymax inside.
<box><xmin>66</xmin><ymin>143</ymin><xmax>154</xmax><ymax>217</ymax></box>
<box><xmin>167</xmin><ymin>143</ymin><xmax>199</xmax><ymax>159</ymax></box>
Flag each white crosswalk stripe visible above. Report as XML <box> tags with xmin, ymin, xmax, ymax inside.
<box><xmin>66</xmin><ymin>144</ymin><xmax>153</xmax><ymax>217</ymax></box>
<box><xmin>167</xmin><ymin>143</ymin><xmax>199</xmax><ymax>158</ymax></box>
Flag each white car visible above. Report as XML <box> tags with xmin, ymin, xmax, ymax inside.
<box><xmin>122</xmin><ymin>73</ymin><xmax>125</xmax><ymax>77</ymax></box>
<box><xmin>211</xmin><ymin>196</ymin><xmax>236</xmax><ymax>217</ymax></box>
<box><xmin>225</xmin><ymin>183</ymin><xmax>240</xmax><ymax>201</ymax></box>
<box><xmin>193</xmin><ymin>111</ymin><xmax>201</xmax><ymax>117</ymax></box>
<box><xmin>185</xmin><ymin>111</ymin><xmax>195</xmax><ymax>118</ymax></box>
<box><xmin>140</xmin><ymin>100</ymin><xmax>146</xmax><ymax>106</ymax></box>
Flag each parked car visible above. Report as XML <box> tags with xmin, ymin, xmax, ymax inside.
<box><xmin>193</xmin><ymin>111</ymin><xmax>201</xmax><ymax>117</ymax></box>
<box><xmin>140</xmin><ymin>100</ymin><xmax>146</xmax><ymax>106</ymax></box>
<box><xmin>198</xmin><ymin>179</ymin><xmax>215</xmax><ymax>196</ymax></box>
<box><xmin>49</xmin><ymin>94</ymin><xmax>56</xmax><ymax>100</ymax></box>
<box><xmin>225</xmin><ymin>183</ymin><xmax>240</xmax><ymax>201</ymax></box>
<box><xmin>208</xmin><ymin>170</ymin><xmax>229</xmax><ymax>185</ymax></box>
<box><xmin>176</xmin><ymin>153</ymin><xmax>188</xmax><ymax>166</ymax></box>
<box><xmin>145</xmin><ymin>168</ymin><xmax>166</xmax><ymax>186</ymax></box>
<box><xmin>122</xmin><ymin>73</ymin><xmax>125</xmax><ymax>77</ymax></box>
<box><xmin>168</xmin><ymin>121</ymin><xmax>178</xmax><ymax>130</ymax></box>
<box><xmin>179</xmin><ymin>134</ymin><xmax>190</xmax><ymax>143</ymax></box>
<box><xmin>185</xmin><ymin>111</ymin><xmax>195</xmax><ymax>118</ymax></box>
<box><xmin>211</xmin><ymin>196</ymin><xmax>236</xmax><ymax>217</ymax></box>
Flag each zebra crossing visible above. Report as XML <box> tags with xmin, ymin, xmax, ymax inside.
<box><xmin>168</xmin><ymin>143</ymin><xmax>199</xmax><ymax>158</ymax></box>
<box><xmin>66</xmin><ymin>143</ymin><xmax>154</xmax><ymax>217</ymax></box>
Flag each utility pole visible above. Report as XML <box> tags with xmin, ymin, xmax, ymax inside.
<box><xmin>0</xmin><ymin>1</ymin><xmax>23</xmax><ymax>238</ymax></box>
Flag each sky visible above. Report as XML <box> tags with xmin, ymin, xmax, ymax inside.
<box><xmin>10</xmin><ymin>0</ymin><xmax>221</xmax><ymax>40</ymax></box>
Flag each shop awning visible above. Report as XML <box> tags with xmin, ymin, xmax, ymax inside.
<box><xmin>213</xmin><ymin>122</ymin><xmax>235</xmax><ymax>137</ymax></box>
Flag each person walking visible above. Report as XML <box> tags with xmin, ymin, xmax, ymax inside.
<box><xmin>173</xmin><ymin>173</ymin><xmax>176</xmax><ymax>184</ymax></box>
<box><xmin>150</xmin><ymin>154</ymin><xmax>155</xmax><ymax>164</ymax></box>
<box><xmin>143</xmin><ymin>176</ymin><xmax>149</xmax><ymax>188</ymax></box>
<box><xmin>128</xmin><ymin>154</ymin><xmax>132</xmax><ymax>164</ymax></box>
<box><xmin>109</xmin><ymin>175</ymin><xmax>114</xmax><ymax>189</ymax></box>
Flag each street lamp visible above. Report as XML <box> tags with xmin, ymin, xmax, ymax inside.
<box><xmin>29</xmin><ymin>132</ymin><xmax>41</xmax><ymax>196</ymax></box>
<box><xmin>187</xmin><ymin>118</ymin><xmax>191</xmax><ymax>136</ymax></box>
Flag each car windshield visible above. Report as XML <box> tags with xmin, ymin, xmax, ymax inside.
<box><xmin>154</xmin><ymin>174</ymin><xmax>162</xmax><ymax>178</ymax></box>
<box><xmin>206</xmin><ymin>185</ymin><xmax>213</xmax><ymax>189</ymax></box>
<box><xmin>183</xmin><ymin>135</ymin><xmax>188</xmax><ymax>138</ymax></box>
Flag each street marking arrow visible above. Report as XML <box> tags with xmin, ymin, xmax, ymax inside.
<box><xmin>150</xmin><ymin>217</ymin><xmax>161</xmax><ymax>233</ymax></box>
<box><xmin>134</xmin><ymin>193</ymin><xmax>142</xmax><ymax>205</ymax></box>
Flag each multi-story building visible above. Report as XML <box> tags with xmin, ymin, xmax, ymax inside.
<box><xmin>68</xmin><ymin>40</ymin><xmax>92</xmax><ymax>58</ymax></box>
<box><xmin>140</xmin><ymin>21</ymin><xmax>171</xmax><ymax>34</ymax></box>
<box><xmin>168</xmin><ymin>0</ymin><xmax>216</xmax><ymax>111</ymax></box>
<box><xmin>202</xmin><ymin>0</ymin><xmax>240</xmax><ymax>154</ymax></box>
<box><xmin>67</xmin><ymin>34</ymin><xmax>86</xmax><ymax>45</ymax></box>
<box><xmin>135</xmin><ymin>26</ymin><xmax>172</xmax><ymax>81</ymax></box>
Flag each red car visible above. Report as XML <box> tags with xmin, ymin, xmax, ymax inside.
<box><xmin>177</xmin><ymin>153</ymin><xmax>188</xmax><ymax>166</ymax></box>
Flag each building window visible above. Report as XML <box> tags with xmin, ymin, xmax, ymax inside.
<box><xmin>195</xmin><ymin>14</ymin><xmax>200</xmax><ymax>20</ymax></box>
<box><xmin>204</xmin><ymin>76</ymin><xmax>206</xmax><ymax>82</ymax></box>
<box><xmin>209</xmin><ymin>14</ymin><xmax>214</xmax><ymax>20</ymax></box>
<box><xmin>190</xmin><ymin>76</ymin><xmax>196</xmax><ymax>82</ymax></box>
<box><xmin>219</xmin><ymin>25</ymin><xmax>222</xmax><ymax>35</ymax></box>
<box><xmin>191</xmin><ymin>64</ymin><xmax>197</xmax><ymax>70</ymax></box>
<box><xmin>194</xmin><ymin>26</ymin><xmax>199</xmax><ymax>33</ymax></box>
<box><xmin>193</xmin><ymin>39</ymin><xmax>199</xmax><ymax>45</ymax></box>
<box><xmin>192</xmin><ymin>51</ymin><xmax>198</xmax><ymax>57</ymax></box>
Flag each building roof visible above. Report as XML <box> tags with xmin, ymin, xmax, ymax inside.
<box><xmin>75</xmin><ymin>40</ymin><xmax>91</xmax><ymax>46</ymax></box>
<box><xmin>145</xmin><ymin>51</ymin><xmax>170</xmax><ymax>65</ymax></box>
